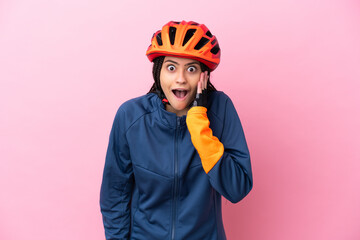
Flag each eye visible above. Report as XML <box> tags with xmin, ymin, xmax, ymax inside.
<box><xmin>187</xmin><ymin>66</ymin><xmax>197</xmax><ymax>73</ymax></box>
<box><xmin>167</xmin><ymin>65</ymin><xmax>176</xmax><ymax>71</ymax></box>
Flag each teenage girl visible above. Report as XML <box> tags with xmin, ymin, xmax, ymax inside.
<box><xmin>100</xmin><ymin>20</ymin><xmax>253</xmax><ymax>240</ymax></box>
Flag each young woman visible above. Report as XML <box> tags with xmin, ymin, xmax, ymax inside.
<box><xmin>100</xmin><ymin>20</ymin><xmax>253</xmax><ymax>240</ymax></box>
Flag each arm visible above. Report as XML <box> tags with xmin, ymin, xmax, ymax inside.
<box><xmin>186</xmin><ymin>73</ymin><xmax>253</xmax><ymax>203</ymax></box>
<box><xmin>100</xmin><ymin>107</ymin><xmax>133</xmax><ymax>239</ymax></box>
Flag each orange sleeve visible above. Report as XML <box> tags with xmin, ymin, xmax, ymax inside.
<box><xmin>186</xmin><ymin>106</ymin><xmax>224</xmax><ymax>174</ymax></box>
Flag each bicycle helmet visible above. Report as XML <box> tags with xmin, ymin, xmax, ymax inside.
<box><xmin>146</xmin><ymin>21</ymin><xmax>221</xmax><ymax>71</ymax></box>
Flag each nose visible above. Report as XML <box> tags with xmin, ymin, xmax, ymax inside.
<box><xmin>176</xmin><ymin>70</ymin><xmax>187</xmax><ymax>84</ymax></box>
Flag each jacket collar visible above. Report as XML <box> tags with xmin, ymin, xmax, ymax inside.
<box><xmin>151</xmin><ymin>93</ymin><xmax>187</xmax><ymax>129</ymax></box>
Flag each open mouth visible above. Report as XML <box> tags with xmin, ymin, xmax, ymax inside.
<box><xmin>172</xmin><ymin>89</ymin><xmax>188</xmax><ymax>99</ymax></box>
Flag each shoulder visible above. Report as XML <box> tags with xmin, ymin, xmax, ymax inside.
<box><xmin>207</xmin><ymin>91</ymin><xmax>238</xmax><ymax>122</ymax></box>
<box><xmin>208</xmin><ymin>91</ymin><xmax>233</xmax><ymax>112</ymax></box>
<box><xmin>114</xmin><ymin>93</ymin><xmax>160</xmax><ymax>130</ymax></box>
<box><xmin>209</xmin><ymin>91</ymin><xmax>231</xmax><ymax>104</ymax></box>
<box><xmin>119</xmin><ymin>93</ymin><xmax>159</xmax><ymax>112</ymax></box>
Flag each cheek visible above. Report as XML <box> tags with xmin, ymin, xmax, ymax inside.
<box><xmin>159</xmin><ymin>78</ymin><xmax>165</xmax><ymax>91</ymax></box>
<box><xmin>159</xmin><ymin>72</ymin><xmax>168</xmax><ymax>91</ymax></box>
<box><xmin>188</xmin><ymin>79</ymin><xmax>199</xmax><ymax>98</ymax></box>
<box><xmin>189</xmin><ymin>74</ymin><xmax>201</xmax><ymax>88</ymax></box>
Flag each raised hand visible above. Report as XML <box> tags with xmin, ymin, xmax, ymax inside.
<box><xmin>192</xmin><ymin>71</ymin><xmax>209</xmax><ymax>108</ymax></box>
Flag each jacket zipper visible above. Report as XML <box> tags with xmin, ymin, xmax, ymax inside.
<box><xmin>171</xmin><ymin>117</ymin><xmax>180</xmax><ymax>240</ymax></box>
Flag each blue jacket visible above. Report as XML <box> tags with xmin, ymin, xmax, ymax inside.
<box><xmin>100</xmin><ymin>91</ymin><xmax>253</xmax><ymax>240</ymax></box>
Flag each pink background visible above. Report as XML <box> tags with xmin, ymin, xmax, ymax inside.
<box><xmin>1</xmin><ymin>0</ymin><xmax>360</xmax><ymax>239</ymax></box>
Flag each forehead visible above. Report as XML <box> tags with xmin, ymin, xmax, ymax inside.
<box><xmin>164</xmin><ymin>56</ymin><xmax>200</xmax><ymax>65</ymax></box>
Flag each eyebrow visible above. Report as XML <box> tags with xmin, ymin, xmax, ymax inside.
<box><xmin>164</xmin><ymin>60</ymin><xmax>200</xmax><ymax>66</ymax></box>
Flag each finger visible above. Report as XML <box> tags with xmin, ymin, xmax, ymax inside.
<box><xmin>197</xmin><ymin>73</ymin><xmax>202</xmax><ymax>93</ymax></box>
<box><xmin>203</xmin><ymin>71</ymin><xmax>207</xmax><ymax>90</ymax></box>
<box><xmin>202</xmin><ymin>71</ymin><xmax>205</xmax><ymax>90</ymax></box>
<box><xmin>204</xmin><ymin>71</ymin><xmax>209</xmax><ymax>89</ymax></box>
<box><xmin>201</xmin><ymin>75</ymin><xmax>204</xmax><ymax>90</ymax></box>
<box><xmin>201</xmin><ymin>71</ymin><xmax>205</xmax><ymax>91</ymax></box>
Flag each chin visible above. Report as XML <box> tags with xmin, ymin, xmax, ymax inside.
<box><xmin>173</xmin><ymin>106</ymin><xmax>187</xmax><ymax>112</ymax></box>
<box><xmin>167</xmin><ymin>103</ymin><xmax>190</xmax><ymax>115</ymax></box>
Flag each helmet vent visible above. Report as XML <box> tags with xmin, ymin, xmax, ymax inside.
<box><xmin>169</xmin><ymin>27</ymin><xmax>177</xmax><ymax>45</ymax></box>
<box><xmin>182</xmin><ymin>29</ymin><xmax>197</xmax><ymax>46</ymax></box>
<box><xmin>190</xmin><ymin>22</ymin><xmax>199</xmax><ymax>26</ymax></box>
<box><xmin>194</xmin><ymin>37</ymin><xmax>210</xmax><ymax>50</ymax></box>
<box><xmin>206</xmin><ymin>31</ymin><xmax>213</xmax><ymax>38</ymax></box>
<box><xmin>156</xmin><ymin>33</ymin><xmax>163</xmax><ymax>46</ymax></box>
<box><xmin>210</xmin><ymin>44</ymin><xmax>220</xmax><ymax>55</ymax></box>
<box><xmin>211</xmin><ymin>39</ymin><xmax>216</xmax><ymax>45</ymax></box>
